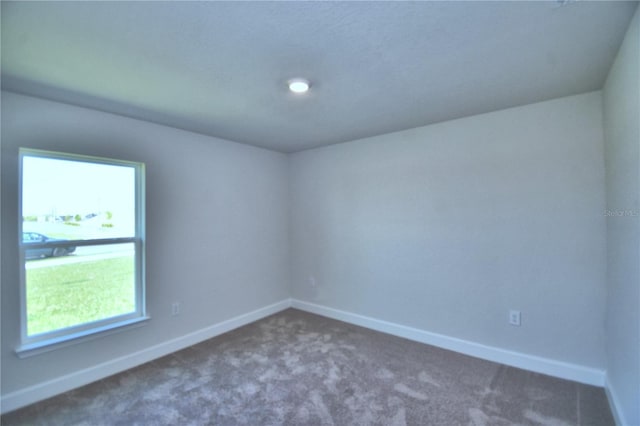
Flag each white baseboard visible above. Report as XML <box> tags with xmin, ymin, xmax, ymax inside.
<box><xmin>2</xmin><ymin>298</ymin><xmax>608</xmax><ymax>415</ymax></box>
<box><xmin>1</xmin><ymin>299</ymin><xmax>292</xmax><ymax>414</ymax></box>
<box><xmin>291</xmin><ymin>299</ymin><xmax>605</xmax><ymax>387</ymax></box>
<box><xmin>605</xmin><ymin>374</ymin><xmax>628</xmax><ymax>426</ymax></box>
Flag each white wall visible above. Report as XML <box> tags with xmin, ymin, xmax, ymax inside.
<box><xmin>290</xmin><ymin>92</ymin><xmax>607</xmax><ymax>371</ymax></box>
<box><xmin>603</xmin><ymin>7</ymin><xmax>640</xmax><ymax>426</ymax></box>
<box><xmin>1</xmin><ymin>92</ymin><xmax>290</xmax><ymax>400</ymax></box>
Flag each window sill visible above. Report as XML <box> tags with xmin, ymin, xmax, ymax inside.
<box><xmin>15</xmin><ymin>316</ymin><xmax>150</xmax><ymax>359</ymax></box>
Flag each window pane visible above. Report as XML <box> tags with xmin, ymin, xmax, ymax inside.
<box><xmin>22</xmin><ymin>156</ymin><xmax>136</xmax><ymax>240</ymax></box>
<box><xmin>19</xmin><ymin>149</ymin><xmax>145</xmax><ymax>351</ymax></box>
<box><xmin>25</xmin><ymin>243</ymin><xmax>136</xmax><ymax>336</ymax></box>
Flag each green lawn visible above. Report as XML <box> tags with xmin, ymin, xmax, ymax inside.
<box><xmin>26</xmin><ymin>256</ymin><xmax>135</xmax><ymax>335</ymax></box>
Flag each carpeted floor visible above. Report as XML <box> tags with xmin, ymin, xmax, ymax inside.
<box><xmin>2</xmin><ymin>309</ymin><xmax>614</xmax><ymax>425</ymax></box>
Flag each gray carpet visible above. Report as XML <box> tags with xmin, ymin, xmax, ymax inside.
<box><xmin>2</xmin><ymin>309</ymin><xmax>614</xmax><ymax>425</ymax></box>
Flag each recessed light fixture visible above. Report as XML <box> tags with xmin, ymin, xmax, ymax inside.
<box><xmin>288</xmin><ymin>78</ymin><xmax>310</xmax><ymax>94</ymax></box>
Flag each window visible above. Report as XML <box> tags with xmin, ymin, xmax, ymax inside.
<box><xmin>18</xmin><ymin>149</ymin><xmax>146</xmax><ymax>354</ymax></box>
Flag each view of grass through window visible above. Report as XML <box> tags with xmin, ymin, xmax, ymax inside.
<box><xmin>21</xmin><ymin>151</ymin><xmax>141</xmax><ymax>339</ymax></box>
<box><xmin>26</xmin><ymin>253</ymin><xmax>136</xmax><ymax>335</ymax></box>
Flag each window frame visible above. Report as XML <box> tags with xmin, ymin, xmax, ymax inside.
<box><xmin>17</xmin><ymin>148</ymin><xmax>147</xmax><ymax>356</ymax></box>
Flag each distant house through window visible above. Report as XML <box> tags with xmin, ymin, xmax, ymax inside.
<box><xmin>18</xmin><ymin>149</ymin><xmax>146</xmax><ymax>354</ymax></box>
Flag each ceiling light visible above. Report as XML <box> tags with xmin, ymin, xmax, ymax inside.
<box><xmin>288</xmin><ymin>78</ymin><xmax>310</xmax><ymax>94</ymax></box>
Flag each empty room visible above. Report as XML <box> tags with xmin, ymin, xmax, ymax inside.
<box><xmin>1</xmin><ymin>1</ymin><xmax>638</xmax><ymax>425</ymax></box>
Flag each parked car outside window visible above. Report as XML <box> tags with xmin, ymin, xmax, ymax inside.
<box><xmin>22</xmin><ymin>232</ymin><xmax>76</xmax><ymax>259</ymax></box>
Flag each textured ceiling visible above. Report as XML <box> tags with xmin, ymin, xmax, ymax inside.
<box><xmin>1</xmin><ymin>1</ymin><xmax>637</xmax><ymax>153</ymax></box>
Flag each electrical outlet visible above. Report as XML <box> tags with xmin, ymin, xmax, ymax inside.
<box><xmin>309</xmin><ymin>275</ymin><xmax>316</xmax><ymax>287</ymax></box>
<box><xmin>171</xmin><ymin>302</ymin><xmax>180</xmax><ymax>316</ymax></box>
<box><xmin>509</xmin><ymin>310</ymin><xmax>521</xmax><ymax>326</ymax></box>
